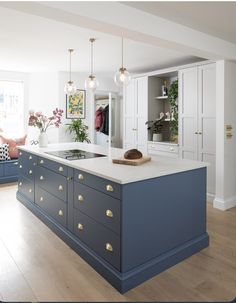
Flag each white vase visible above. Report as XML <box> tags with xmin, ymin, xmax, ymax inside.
<box><xmin>153</xmin><ymin>133</ymin><xmax>163</xmax><ymax>142</ymax></box>
<box><xmin>38</xmin><ymin>132</ymin><xmax>48</xmax><ymax>147</ymax></box>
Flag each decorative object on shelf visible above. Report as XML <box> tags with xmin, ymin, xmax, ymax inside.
<box><xmin>165</xmin><ymin>111</ymin><xmax>171</xmax><ymax>120</ymax></box>
<box><xmin>85</xmin><ymin>38</ymin><xmax>99</xmax><ymax>92</ymax></box>
<box><xmin>114</xmin><ymin>37</ymin><xmax>131</xmax><ymax>87</ymax></box>
<box><xmin>66</xmin><ymin>119</ymin><xmax>91</xmax><ymax>143</ymax></box>
<box><xmin>168</xmin><ymin>79</ymin><xmax>178</xmax><ymax>143</ymax></box>
<box><xmin>161</xmin><ymin>80</ymin><xmax>168</xmax><ymax>96</ymax></box>
<box><xmin>124</xmin><ymin>149</ymin><xmax>142</xmax><ymax>160</ymax></box>
<box><xmin>145</xmin><ymin>117</ymin><xmax>164</xmax><ymax>142</ymax></box>
<box><xmin>64</xmin><ymin>49</ymin><xmax>77</xmax><ymax>95</ymax></box>
<box><xmin>66</xmin><ymin>89</ymin><xmax>86</xmax><ymax>119</ymax></box>
<box><xmin>28</xmin><ymin>108</ymin><xmax>63</xmax><ymax>147</ymax></box>
<box><xmin>159</xmin><ymin>112</ymin><xmax>165</xmax><ymax>119</ymax></box>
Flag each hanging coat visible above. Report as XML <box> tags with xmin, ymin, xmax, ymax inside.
<box><xmin>100</xmin><ymin>105</ymin><xmax>109</xmax><ymax>135</ymax></box>
<box><xmin>95</xmin><ymin>107</ymin><xmax>103</xmax><ymax>131</ymax></box>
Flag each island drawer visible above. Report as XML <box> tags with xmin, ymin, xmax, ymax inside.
<box><xmin>74</xmin><ymin>169</ymin><xmax>121</xmax><ymax>200</ymax></box>
<box><xmin>73</xmin><ymin>209</ymin><xmax>120</xmax><ymax>270</ymax></box>
<box><xmin>18</xmin><ymin>160</ymin><xmax>36</xmax><ymax>181</ymax></box>
<box><xmin>18</xmin><ymin>150</ymin><xmax>37</xmax><ymax>164</ymax></box>
<box><xmin>18</xmin><ymin>175</ymin><xmax>34</xmax><ymax>202</ymax></box>
<box><xmin>38</xmin><ymin>157</ymin><xmax>68</xmax><ymax>177</ymax></box>
<box><xmin>74</xmin><ymin>182</ymin><xmax>120</xmax><ymax>234</ymax></box>
<box><xmin>35</xmin><ymin>186</ymin><xmax>67</xmax><ymax>228</ymax></box>
<box><xmin>36</xmin><ymin>166</ymin><xmax>67</xmax><ymax>202</ymax></box>
<box><xmin>4</xmin><ymin>160</ymin><xmax>19</xmax><ymax>177</ymax></box>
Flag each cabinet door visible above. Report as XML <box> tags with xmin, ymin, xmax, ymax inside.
<box><xmin>179</xmin><ymin>67</ymin><xmax>198</xmax><ymax>160</ymax></box>
<box><xmin>123</xmin><ymin>80</ymin><xmax>136</xmax><ymax>150</ymax></box>
<box><xmin>198</xmin><ymin>64</ymin><xmax>216</xmax><ymax>196</ymax></box>
<box><xmin>135</xmin><ymin>77</ymin><xmax>148</xmax><ymax>153</ymax></box>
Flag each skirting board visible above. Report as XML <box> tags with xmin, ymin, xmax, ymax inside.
<box><xmin>213</xmin><ymin>195</ymin><xmax>236</xmax><ymax>211</ymax></box>
<box><xmin>17</xmin><ymin>191</ymin><xmax>209</xmax><ymax>294</ymax></box>
<box><xmin>207</xmin><ymin>193</ymin><xmax>215</xmax><ymax>203</ymax></box>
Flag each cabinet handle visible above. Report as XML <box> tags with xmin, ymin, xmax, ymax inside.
<box><xmin>106</xmin><ymin>184</ymin><xmax>114</xmax><ymax>192</ymax></box>
<box><xmin>78</xmin><ymin>194</ymin><xmax>84</xmax><ymax>202</ymax></box>
<box><xmin>40</xmin><ymin>196</ymin><xmax>44</xmax><ymax>202</ymax></box>
<box><xmin>78</xmin><ymin>174</ymin><xmax>84</xmax><ymax>180</ymax></box>
<box><xmin>58</xmin><ymin>185</ymin><xmax>64</xmax><ymax>191</ymax></box>
<box><xmin>13</xmin><ymin>162</ymin><xmax>18</xmax><ymax>166</ymax></box>
<box><xmin>199</xmin><ymin>132</ymin><xmax>202</xmax><ymax>135</ymax></box>
<box><xmin>58</xmin><ymin>166</ymin><xmax>64</xmax><ymax>172</ymax></box>
<box><xmin>77</xmin><ymin>223</ymin><xmax>84</xmax><ymax>230</ymax></box>
<box><xmin>105</xmin><ymin>243</ymin><xmax>113</xmax><ymax>252</ymax></box>
<box><xmin>19</xmin><ymin>165</ymin><xmax>22</xmax><ymax>169</ymax></box>
<box><xmin>106</xmin><ymin>209</ymin><xmax>114</xmax><ymax>218</ymax></box>
<box><xmin>40</xmin><ymin>159</ymin><xmax>44</xmax><ymax>164</ymax></box>
<box><xmin>19</xmin><ymin>152</ymin><xmax>22</xmax><ymax>156</ymax></box>
<box><xmin>29</xmin><ymin>170</ymin><xmax>33</xmax><ymax>175</ymax></box>
<box><xmin>29</xmin><ymin>155</ymin><xmax>32</xmax><ymax>160</ymax></box>
<box><xmin>58</xmin><ymin>210</ymin><xmax>63</xmax><ymax>216</ymax></box>
<box><xmin>170</xmin><ymin>147</ymin><xmax>174</xmax><ymax>152</ymax></box>
<box><xmin>40</xmin><ymin>175</ymin><xmax>44</xmax><ymax>181</ymax></box>
<box><xmin>195</xmin><ymin>132</ymin><xmax>198</xmax><ymax>134</ymax></box>
<box><xmin>19</xmin><ymin>182</ymin><xmax>22</xmax><ymax>186</ymax></box>
<box><xmin>132</xmin><ymin>128</ymin><xmax>138</xmax><ymax>131</ymax></box>
<box><xmin>29</xmin><ymin>188</ymin><xmax>32</xmax><ymax>193</ymax></box>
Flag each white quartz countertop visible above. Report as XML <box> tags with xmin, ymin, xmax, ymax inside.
<box><xmin>19</xmin><ymin>142</ymin><xmax>208</xmax><ymax>184</ymax></box>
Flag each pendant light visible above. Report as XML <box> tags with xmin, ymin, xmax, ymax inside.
<box><xmin>114</xmin><ymin>37</ymin><xmax>131</xmax><ymax>87</ymax></box>
<box><xmin>64</xmin><ymin>49</ymin><xmax>77</xmax><ymax>95</ymax></box>
<box><xmin>85</xmin><ymin>38</ymin><xmax>99</xmax><ymax>91</ymax></box>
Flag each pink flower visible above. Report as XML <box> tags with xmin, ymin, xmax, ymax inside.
<box><xmin>35</xmin><ymin>111</ymin><xmax>42</xmax><ymax>117</ymax></box>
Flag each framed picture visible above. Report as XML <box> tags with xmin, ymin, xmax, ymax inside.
<box><xmin>66</xmin><ymin>89</ymin><xmax>86</xmax><ymax>119</ymax></box>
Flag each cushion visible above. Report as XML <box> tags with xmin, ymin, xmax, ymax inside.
<box><xmin>0</xmin><ymin>144</ymin><xmax>10</xmax><ymax>161</ymax></box>
<box><xmin>0</xmin><ymin>134</ymin><xmax>27</xmax><ymax>159</ymax></box>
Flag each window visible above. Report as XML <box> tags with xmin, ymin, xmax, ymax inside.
<box><xmin>0</xmin><ymin>80</ymin><xmax>24</xmax><ymax>137</ymax></box>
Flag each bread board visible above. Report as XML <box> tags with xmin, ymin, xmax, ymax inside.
<box><xmin>112</xmin><ymin>156</ymin><xmax>151</xmax><ymax>166</ymax></box>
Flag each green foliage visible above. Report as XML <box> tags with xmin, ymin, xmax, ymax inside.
<box><xmin>168</xmin><ymin>80</ymin><xmax>178</xmax><ymax>138</ymax></box>
<box><xmin>66</xmin><ymin>119</ymin><xmax>91</xmax><ymax>143</ymax></box>
<box><xmin>145</xmin><ymin>118</ymin><xmax>164</xmax><ymax>134</ymax></box>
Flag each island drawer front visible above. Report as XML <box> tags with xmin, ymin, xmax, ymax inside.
<box><xmin>74</xmin><ymin>182</ymin><xmax>120</xmax><ymax>234</ymax></box>
<box><xmin>74</xmin><ymin>169</ymin><xmax>121</xmax><ymax>200</ymax></box>
<box><xmin>0</xmin><ymin>165</ymin><xmax>3</xmax><ymax>177</ymax></box>
<box><xmin>18</xmin><ymin>160</ymin><xmax>35</xmax><ymax>181</ymax></box>
<box><xmin>4</xmin><ymin>160</ymin><xmax>19</xmax><ymax>177</ymax></box>
<box><xmin>18</xmin><ymin>175</ymin><xmax>34</xmax><ymax>202</ymax></box>
<box><xmin>148</xmin><ymin>143</ymin><xmax>179</xmax><ymax>154</ymax></box>
<box><xmin>38</xmin><ymin>157</ymin><xmax>68</xmax><ymax>177</ymax></box>
<box><xmin>35</xmin><ymin>186</ymin><xmax>67</xmax><ymax>228</ymax></box>
<box><xmin>18</xmin><ymin>151</ymin><xmax>38</xmax><ymax>164</ymax></box>
<box><xmin>35</xmin><ymin>166</ymin><xmax>67</xmax><ymax>202</ymax></box>
<box><xmin>73</xmin><ymin>209</ymin><xmax>120</xmax><ymax>270</ymax></box>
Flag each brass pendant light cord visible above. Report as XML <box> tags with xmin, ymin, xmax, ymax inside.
<box><xmin>121</xmin><ymin>37</ymin><xmax>124</xmax><ymax>69</ymax></box>
<box><xmin>89</xmin><ymin>38</ymin><xmax>95</xmax><ymax>76</ymax></box>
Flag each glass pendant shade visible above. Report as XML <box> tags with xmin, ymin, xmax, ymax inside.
<box><xmin>114</xmin><ymin>67</ymin><xmax>131</xmax><ymax>87</ymax></box>
<box><xmin>64</xmin><ymin>81</ymin><xmax>77</xmax><ymax>95</ymax></box>
<box><xmin>85</xmin><ymin>75</ymin><xmax>99</xmax><ymax>92</ymax></box>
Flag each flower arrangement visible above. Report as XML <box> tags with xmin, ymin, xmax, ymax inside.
<box><xmin>28</xmin><ymin>108</ymin><xmax>63</xmax><ymax>133</ymax></box>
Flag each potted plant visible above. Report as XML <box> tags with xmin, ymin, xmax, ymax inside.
<box><xmin>145</xmin><ymin>118</ymin><xmax>164</xmax><ymax>142</ymax></box>
<box><xmin>168</xmin><ymin>79</ymin><xmax>178</xmax><ymax>143</ymax></box>
<box><xmin>66</xmin><ymin>119</ymin><xmax>91</xmax><ymax>143</ymax></box>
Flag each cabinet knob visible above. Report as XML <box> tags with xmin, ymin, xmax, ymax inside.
<box><xmin>170</xmin><ymin>147</ymin><xmax>174</xmax><ymax>152</ymax></box>
<box><xmin>19</xmin><ymin>165</ymin><xmax>22</xmax><ymax>169</ymax></box>
<box><xmin>58</xmin><ymin>166</ymin><xmax>64</xmax><ymax>172</ymax></box>
<box><xmin>29</xmin><ymin>155</ymin><xmax>32</xmax><ymax>160</ymax></box>
<box><xmin>13</xmin><ymin>162</ymin><xmax>18</xmax><ymax>166</ymax></box>
<box><xmin>28</xmin><ymin>188</ymin><xmax>32</xmax><ymax>193</ymax></box>
<box><xmin>78</xmin><ymin>194</ymin><xmax>84</xmax><ymax>202</ymax></box>
<box><xmin>58</xmin><ymin>210</ymin><xmax>63</xmax><ymax>216</ymax></box>
<box><xmin>78</xmin><ymin>174</ymin><xmax>84</xmax><ymax>180</ymax></box>
<box><xmin>195</xmin><ymin>132</ymin><xmax>198</xmax><ymax>134</ymax></box>
<box><xmin>40</xmin><ymin>196</ymin><xmax>44</xmax><ymax>202</ymax></box>
<box><xmin>19</xmin><ymin>152</ymin><xmax>22</xmax><ymax>156</ymax></box>
<box><xmin>105</xmin><ymin>243</ymin><xmax>113</xmax><ymax>252</ymax></box>
<box><xmin>40</xmin><ymin>159</ymin><xmax>44</xmax><ymax>164</ymax></box>
<box><xmin>77</xmin><ymin>223</ymin><xmax>84</xmax><ymax>230</ymax></box>
<box><xmin>106</xmin><ymin>184</ymin><xmax>114</xmax><ymax>192</ymax></box>
<box><xmin>40</xmin><ymin>175</ymin><xmax>44</xmax><ymax>181</ymax></box>
<box><xmin>106</xmin><ymin>209</ymin><xmax>114</xmax><ymax>218</ymax></box>
<box><xmin>33</xmin><ymin>162</ymin><xmax>37</xmax><ymax>166</ymax></box>
<box><xmin>29</xmin><ymin>170</ymin><xmax>33</xmax><ymax>175</ymax></box>
<box><xmin>19</xmin><ymin>182</ymin><xmax>22</xmax><ymax>187</ymax></box>
<box><xmin>198</xmin><ymin>131</ymin><xmax>202</xmax><ymax>135</ymax></box>
<box><xmin>58</xmin><ymin>185</ymin><xmax>64</xmax><ymax>191</ymax></box>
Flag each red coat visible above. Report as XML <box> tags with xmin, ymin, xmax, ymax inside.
<box><xmin>95</xmin><ymin>108</ymin><xmax>103</xmax><ymax>131</ymax></box>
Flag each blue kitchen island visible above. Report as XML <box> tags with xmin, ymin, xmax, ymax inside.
<box><xmin>16</xmin><ymin>142</ymin><xmax>209</xmax><ymax>293</ymax></box>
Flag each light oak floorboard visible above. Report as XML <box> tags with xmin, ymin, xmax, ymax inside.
<box><xmin>0</xmin><ymin>184</ymin><xmax>236</xmax><ymax>301</ymax></box>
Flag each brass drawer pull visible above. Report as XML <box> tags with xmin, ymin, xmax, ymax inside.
<box><xmin>19</xmin><ymin>165</ymin><xmax>22</xmax><ymax>169</ymax></box>
<box><xmin>19</xmin><ymin>152</ymin><xmax>22</xmax><ymax>156</ymax></box>
<box><xmin>78</xmin><ymin>194</ymin><xmax>84</xmax><ymax>202</ymax></box>
<box><xmin>106</xmin><ymin>243</ymin><xmax>113</xmax><ymax>252</ymax></box>
<box><xmin>40</xmin><ymin>196</ymin><xmax>44</xmax><ymax>202</ymax></box>
<box><xmin>58</xmin><ymin>166</ymin><xmax>64</xmax><ymax>172</ymax></box>
<box><xmin>106</xmin><ymin>209</ymin><xmax>113</xmax><ymax>218</ymax></box>
<box><xmin>58</xmin><ymin>210</ymin><xmax>63</xmax><ymax>216</ymax></box>
<box><xmin>40</xmin><ymin>175</ymin><xmax>44</xmax><ymax>181</ymax></box>
<box><xmin>19</xmin><ymin>182</ymin><xmax>22</xmax><ymax>186</ymax></box>
<box><xmin>78</xmin><ymin>174</ymin><xmax>84</xmax><ymax>180</ymax></box>
<box><xmin>58</xmin><ymin>185</ymin><xmax>64</xmax><ymax>191</ymax></box>
<box><xmin>40</xmin><ymin>159</ymin><xmax>44</xmax><ymax>164</ymax></box>
<box><xmin>77</xmin><ymin>223</ymin><xmax>84</xmax><ymax>230</ymax></box>
<box><xmin>29</xmin><ymin>188</ymin><xmax>33</xmax><ymax>193</ymax></box>
<box><xmin>29</xmin><ymin>170</ymin><xmax>33</xmax><ymax>175</ymax></box>
<box><xmin>29</xmin><ymin>155</ymin><xmax>32</xmax><ymax>160</ymax></box>
<box><xmin>106</xmin><ymin>184</ymin><xmax>114</xmax><ymax>192</ymax></box>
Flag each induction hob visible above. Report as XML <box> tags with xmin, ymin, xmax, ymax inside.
<box><xmin>45</xmin><ymin>149</ymin><xmax>106</xmax><ymax>161</ymax></box>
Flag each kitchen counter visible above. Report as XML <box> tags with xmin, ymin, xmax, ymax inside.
<box><xmin>19</xmin><ymin>142</ymin><xmax>207</xmax><ymax>184</ymax></box>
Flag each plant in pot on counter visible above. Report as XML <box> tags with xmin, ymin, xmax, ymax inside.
<box><xmin>168</xmin><ymin>79</ymin><xmax>178</xmax><ymax>143</ymax></box>
<box><xmin>66</xmin><ymin>119</ymin><xmax>91</xmax><ymax>143</ymax></box>
<box><xmin>145</xmin><ymin>118</ymin><xmax>164</xmax><ymax>142</ymax></box>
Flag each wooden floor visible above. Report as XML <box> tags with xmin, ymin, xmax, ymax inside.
<box><xmin>0</xmin><ymin>184</ymin><xmax>236</xmax><ymax>302</ymax></box>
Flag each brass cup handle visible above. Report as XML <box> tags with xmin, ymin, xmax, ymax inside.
<box><xmin>40</xmin><ymin>176</ymin><xmax>44</xmax><ymax>180</ymax></box>
<box><xmin>58</xmin><ymin>185</ymin><xmax>64</xmax><ymax>191</ymax></box>
<box><xmin>77</xmin><ymin>223</ymin><xmax>84</xmax><ymax>230</ymax></box>
<box><xmin>29</xmin><ymin>170</ymin><xmax>33</xmax><ymax>175</ymax></box>
<box><xmin>58</xmin><ymin>166</ymin><xmax>64</xmax><ymax>172</ymax></box>
<box><xmin>78</xmin><ymin>194</ymin><xmax>84</xmax><ymax>202</ymax></box>
<box><xmin>106</xmin><ymin>209</ymin><xmax>114</xmax><ymax>218</ymax></box>
<box><xmin>29</xmin><ymin>155</ymin><xmax>32</xmax><ymax>160</ymax></box>
<box><xmin>106</xmin><ymin>243</ymin><xmax>113</xmax><ymax>252</ymax></box>
<box><xmin>19</xmin><ymin>165</ymin><xmax>22</xmax><ymax>169</ymax></box>
<box><xmin>19</xmin><ymin>152</ymin><xmax>22</xmax><ymax>156</ymax></box>
<box><xmin>106</xmin><ymin>184</ymin><xmax>114</xmax><ymax>192</ymax></box>
<box><xmin>19</xmin><ymin>182</ymin><xmax>22</xmax><ymax>186</ymax></box>
<box><xmin>78</xmin><ymin>174</ymin><xmax>84</xmax><ymax>180</ymax></box>
<box><xmin>58</xmin><ymin>210</ymin><xmax>63</xmax><ymax>216</ymax></box>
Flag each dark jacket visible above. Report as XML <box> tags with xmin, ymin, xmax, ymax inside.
<box><xmin>100</xmin><ymin>105</ymin><xmax>109</xmax><ymax>135</ymax></box>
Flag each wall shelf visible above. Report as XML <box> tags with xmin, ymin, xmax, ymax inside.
<box><xmin>155</xmin><ymin>96</ymin><xmax>168</xmax><ymax>100</ymax></box>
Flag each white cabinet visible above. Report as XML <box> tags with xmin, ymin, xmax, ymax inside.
<box><xmin>123</xmin><ymin>77</ymin><xmax>148</xmax><ymax>153</ymax></box>
<box><xmin>179</xmin><ymin>63</ymin><xmax>216</xmax><ymax>197</ymax></box>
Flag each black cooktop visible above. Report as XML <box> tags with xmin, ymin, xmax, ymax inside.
<box><xmin>45</xmin><ymin>149</ymin><xmax>106</xmax><ymax>161</ymax></box>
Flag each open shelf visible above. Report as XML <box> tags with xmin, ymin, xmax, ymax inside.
<box><xmin>155</xmin><ymin>96</ymin><xmax>168</xmax><ymax>100</ymax></box>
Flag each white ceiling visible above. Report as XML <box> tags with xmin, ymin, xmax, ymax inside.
<box><xmin>125</xmin><ymin>1</ymin><xmax>236</xmax><ymax>44</ymax></box>
<box><xmin>0</xmin><ymin>5</ymin><xmax>202</xmax><ymax>74</ymax></box>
